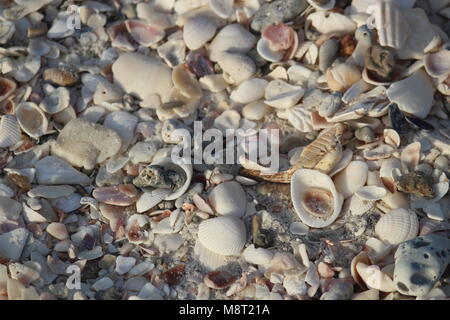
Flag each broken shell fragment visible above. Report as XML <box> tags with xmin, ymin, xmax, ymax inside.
<box><xmin>93</xmin><ymin>184</ymin><xmax>139</xmax><ymax>206</ymax></box>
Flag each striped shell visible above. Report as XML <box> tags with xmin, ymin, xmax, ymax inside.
<box><xmin>0</xmin><ymin>115</ymin><xmax>21</xmax><ymax>148</ymax></box>
<box><xmin>198</xmin><ymin>216</ymin><xmax>246</xmax><ymax>256</ymax></box>
<box><xmin>375</xmin><ymin>208</ymin><xmax>419</xmax><ymax>245</ymax></box>
<box><xmin>373</xmin><ymin>1</ymin><xmax>410</xmax><ymax>49</ymax></box>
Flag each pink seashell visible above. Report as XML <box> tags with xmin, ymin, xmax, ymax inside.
<box><xmin>262</xmin><ymin>24</ymin><xmax>294</xmax><ymax>52</ymax></box>
<box><xmin>107</xmin><ymin>21</ymin><xmax>136</xmax><ymax>50</ymax></box>
<box><xmin>125</xmin><ymin>20</ymin><xmax>165</xmax><ymax>47</ymax></box>
<box><xmin>93</xmin><ymin>184</ymin><xmax>139</xmax><ymax>206</ymax></box>
<box><xmin>99</xmin><ymin>203</ymin><xmax>128</xmax><ymax>232</ymax></box>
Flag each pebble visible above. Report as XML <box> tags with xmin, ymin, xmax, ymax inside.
<box><xmin>318</xmin><ymin>92</ymin><xmax>342</xmax><ymax>118</ymax></box>
<box><xmin>0</xmin><ymin>228</ymin><xmax>29</xmax><ymax>261</ymax></box>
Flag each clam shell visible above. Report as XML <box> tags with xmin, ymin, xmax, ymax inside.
<box><xmin>383</xmin><ymin>129</ymin><xmax>400</xmax><ymax>148</ymax></box>
<box><xmin>256</xmin><ymin>38</ymin><xmax>284</xmax><ymax>62</ymax></box>
<box><xmin>0</xmin><ymin>115</ymin><xmax>21</xmax><ymax>148</ymax></box>
<box><xmin>291</xmin><ymin>169</ymin><xmax>344</xmax><ymax>228</ymax></box>
<box><xmin>424</xmin><ymin>49</ymin><xmax>450</xmax><ymax>78</ymax></box>
<box><xmin>363</xmin><ymin>144</ymin><xmax>395</xmax><ymax>161</ymax></box>
<box><xmin>333</xmin><ymin>161</ymin><xmax>368</xmax><ymax>199</ymax></box>
<box><xmin>197</xmin><ymin>216</ymin><xmax>246</xmax><ymax>256</ymax></box>
<box><xmin>264</xmin><ymin>80</ymin><xmax>305</xmax><ymax>109</ymax></box>
<box><xmin>208</xmin><ymin>181</ymin><xmax>247</xmax><ymax>218</ymax></box>
<box><xmin>326</xmin><ymin>63</ymin><xmax>362</xmax><ymax>92</ymax></box>
<box><xmin>374</xmin><ymin>1</ymin><xmax>410</xmax><ymax>50</ymax></box>
<box><xmin>209</xmin><ymin>24</ymin><xmax>256</xmax><ymax>62</ymax></box>
<box><xmin>375</xmin><ymin>208</ymin><xmax>419</xmax><ymax>245</ymax></box>
<box><xmin>230</xmin><ymin>78</ymin><xmax>267</xmax><ymax>104</ymax></box>
<box><xmin>183</xmin><ymin>16</ymin><xmax>217</xmax><ymax>50</ymax></box>
<box><xmin>39</xmin><ymin>87</ymin><xmax>70</xmax><ymax>114</ymax></box>
<box><xmin>355</xmin><ymin>186</ymin><xmax>387</xmax><ymax>201</ymax></box>
<box><xmin>15</xmin><ymin>102</ymin><xmax>48</xmax><ymax>139</ymax></box>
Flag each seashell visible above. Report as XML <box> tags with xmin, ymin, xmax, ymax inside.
<box><xmin>136</xmin><ymin>189</ymin><xmax>171</xmax><ymax>213</ymax></box>
<box><xmin>334</xmin><ymin>161</ymin><xmax>368</xmax><ymax>199</ymax></box>
<box><xmin>380</xmin><ymin>157</ymin><xmax>402</xmax><ymax>193</ymax></box>
<box><xmin>0</xmin><ymin>20</ymin><xmax>15</xmax><ymax>44</ymax></box>
<box><xmin>363</xmin><ymin>144</ymin><xmax>395</xmax><ymax>161</ymax></box>
<box><xmin>112</xmin><ymin>52</ymin><xmax>173</xmax><ymax>104</ymax></box>
<box><xmin>242</xmin><ymin>100</ymin><xmax>270</xmax><ymax>121</ymax></box>
<box><xmin>93</xmin><ymin>184</ymin><xmax>139</xmax><ymax>206</ymax></box>
<box><xmin>104</xmin><ymin>111</ymin><xmax>139</xmax><ymax>152</ymax></box>
<box><xmin>424</xmin><ymin>49</ymin><xmax>450</xmax><ymax>79</ymax></box>
<box><xmin>329</xmin><ymin>148</ymin><xmax>353</xmax><ymax>177</ymax></box>
<box><xmin>319</xmin><ymin>38</ymin><xmax>340</xmax><ymax>73</ymax></box>
<box><xmin>256</xmin><ymin>38</ymin><xmax>284</xmax><ymax>63</ymax></box>
<box><xmin>393</xmin><ymin>234</ymin><xmax>450</xmax><ymax>297</ymax></box>
<box><xmin>342</xmin><ymin>79</ymin><xmax>373</xmax><ymax>105</ymax></box>
<box><xmin>43</xmin><ymin>67</ymin><xmax>79</xmax><ymax>87</ymax></box>
<box><xmin>197</xmin><ymin>216</ymin><xmax>246</xmax><ymax>256</ymax></box>
<box><xmin>345</xmin><ymin>194</ymin><xmax>375</xmax><ymax>216</ymax></box>
<box><xmin>46</xmin><ymin>223</ymin><xmax>69</xmax><ymax>241</ymax></box>
<box><xmin>208</xmin><ymin>181</ymin><xmax>247</xmax><ymax>218</ymax></box>
<box><xmin>352</xmin><ymin>289</ymin><xmax>380</xmax><ymax>300</ymax></box>
<box><xmin>231</xmin><ymin>79</ymin><xmax>267</xmax><ymax>104</ymax></box>
<box><xmin>15</xmin><ymin>102</ymin><xmax>48</xmax><ymax>139</ymax></box>
<box><xmin>199</xmin><ymin>74</ymin><xmax>228</xmax><ymax>92</ymax></box>
<box><xmin>93</xmin><ymin>81</ymin><xmax>124</xmax><ymax>105</ymax></box>
<box><xmin>39</xmin><ymin>87</ymin><xmax>70</xmax><ymax>115</ymax></box>
<box><xmin>0</xmin><ymin>77</ymin><xmax>16</xmax><ymax>103</ymax></box>
<box><xmin>10</xmin><ymin>56</ymin><xmax>41</xmax><ymax>83</ymax></box>
<box><xmin>264</xmin><ymin>80</ymin><xmax>305</xmax><ymax>109</ymax></box>
<box><xmin>242</xmin><ymin>244</ymin><xmax>273</xmax><ymax>266</ymax></box>
<box><xmin>28</xmin><ymin>185</ymin><xmax>75</xmax><ymax>199</ymax></box>
<box><xmin>208</xmin><ymin>0</ymin><xmax>234</xmax><ymax>18</ymax></box>
<box><xmin>124</xmin><ymin>20</ymin><xmax>165</xmax><ymax>47</ymax></box>
<box><xmin>115</xmin><ymin>256</ymin><xmax>136</xmax><ymax>275</ymax></box>
<box><xmin>204</xmin><ymin>271</ymin><xmax>236</xmax><ymax>289</ymax></box>
<box><xmin>326</xmin><ymin>63</ymin><xmax>362</xmax><ymax>92</ymax></box>
<box><xmin>172</xmin><ymin>64</ymin><xmax>202</xmax><ymax>99</ymax></box>
<box><xmin>289</xmin><ymin>221</ymin><xmax>310</xmax><ymax>235</ymax></box>
<box><xmin>387</xmin><ymin>69</ymin><xmax>434</xmax><ymax>119</ymax></box>
<box><xmin>261</xmin><ymin>23</ymin><xmax>294</xmax><ymax>52</ymax></box>
<box><xmin>51</xmin><ymin>118</ymin><xmax>123</xmax><ymax>170</ymax></box>
<box><xmin>217</xmin><ymin>52</ymin><xmax>256</xmax><ymax>84</ymax></box>
<box><xmin>383</xmin><ymin>129</ymin><xmax>400</xmax><ymax>148</ymax></box>
<box><xmin>355</xmin><ymin>186</ymin><xmax>387</xmax><ymax>201</ymax></box>
<box><xmin>373</xmin><ymin>1</ymin><xmax>411</xmax><ymax>50</ymax></box>
<box><xmin>375</xmin><ymin>208</ymin><xmax>419</xmax><ymax>245</ymax></box>
<box><xmin>291</xmin><ymin>169</ymin><xmax>344</xmax><ymax>228</ymax></box>
<box><xmin>356</xmin><ymin>263</ymin><xmax>396</xmax><ymax>292</ymax></box>
<box><xmin>157</xmin><ymin>37</ymin><xmax>186</xmax><ymax>68</ymax></box>
<box><xmin>307</xmin><ymin>0</ymin><xmax>335</xmax><ymax>11</ymax></box>
<box><xmin>363</xmin><ymin>45</ymin><xmax>396</xmax><ymax>84</ymax></box>
<box><xmin>307</xmin><ymin>11</ymin><xmax>356</xmax><ymax>35</ymax></box>
<box><xmin>0</xmin><ymin>115</ymin><xmax>21</xmax><ymax>148</ymax></box>
<box><xmin>183</xmin><ymin>16</ymin><xmax>217</xmax><ymax>50</ymax></box>
<box><xmin>401</xmin><ymin>142</ymin><xmax>421</xmax><ymax>173</ymax></box>
<box><xmin>209</xmin><ymin>24</ymin><xmax>256</xmax><ymax>62</ymax></box>
<box><xmin>296</xmin><ymin>41</ymin><xmax>319</xmax><ymax>65</ymax></box>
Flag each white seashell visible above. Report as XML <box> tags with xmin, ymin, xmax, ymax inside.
<box><xmin>136</xmin><ymin>189</ymin><xmax>171</xmax><ymax>213</ymax></box>
<box><xmin>384</xmin><ymin>129</ymin><xmax>400</xmax><ymax>148</ymax></box>
<box><xmin>198</xmin><ymin>216</ymin><xmax>246</xmax><ymax>256</ymax></box>
<box><xmin>400</xmin><ymin>142</ymin><xmax>421</xmax><ymax>173</ymax></box>
<box><xmin>373</xmin><ymin>1</ymin><xmax>411</xmax><ymax>50</ymax></box>
<box><xmin>296</xmin><ymin>41</ymin><xmax>319</xmax><ymax>65</ymax></box>
<box><xmin>356</xmin><ymin>263</ymin><xmax>396</xmax><ymax>292</ymax></box>
<box><xmin>329</xmin><ymin>149</ymin><xmax>353</xmax><ymax>177</ymax></box>
<box><xmin>172</xmin><ymin>64</ymin><xmax>202</xmax><ymax>99</ymax></box>
<box><xmin>194</xmin><ymin>240</ymin><xmax>229</xmax><ymax>270</ymax></box>
<box><xmin>424</xmin><ymin>49</ymin><xmax>450</xmax><ymax>79</ymax></box>
<box><xmin>280</xmin><ymin>106</ymin><xmax>314</xmax><ymax>133</ymax></box>
<box><xmin>104</xmin><ymin>111</ymin><xmax>139</xmax><ymax>152</ymax></box>
<box><xmin>242</xmin><ymin>100</ymin><xmax>270</xmax><ymax>121</ymax></box>
<box><xmin>326</xmin><ymin>63</ymin><xmax>362</xmax><ymax>92</ymax></box>
<box><xmin>0</xmin><ymin>115</ymin><xmax>21</xmax><ymax>148</ymax></box>
<box><xmin>208</xmin><ymin>181</ymin><xmax>247</xmax><ymax>217</ymax></box>
<box><xmin>209</xmin><ymin>0</ymin><xmax>234</xmax><ymax>18</ymax></box>
<box><xmin>256</xmin><ymin>38</ymin><xmax>284</xmax><ymax>63</ymax></box>
<box><xmin>379</xmin><ymin>157</ymin><xmax>401</xmax><ymax>192</ymax></box>
<box><xmin>342</xmin><ymin>79</ymin><xmax>373</xmax><ymax>104</ymax></box>
<box><xmin>15</xmin><ymin>102</ymin><xmax>48</xmax><ymax>139</ymax></box>
<box><xmin>333</xmin><ymin>161</ymin><xmax>368</xmax><ymax>199</ymax></box>
<box><xmin>112</xmin><ymin>52</ymin><xmax>173</xmax><ymax>104</ymax></box>
<box><xmin>28</xmin><ymin>185</ymin><xmax>75</xmax><ymax>199</ymax></box>
<box><xmin>387</xmin><ymin>69</ymin><xmax>434</xmax><ymax>119</ymax></box>
<box><xmin>291</xmin><ymin>169</ymin><xmax>344</xmax><ymax>228</ymax></box>
<box><xmin>35</xmin><ymin>156</ymin><xmax>91</xmax><ymax>185</ymax></box>
<box><xmin>199</xmin><ymin>74</ymin><xmax>228</xmax><ymax>92</ymax></box>
<box><xmin>307</xmin><ymin>11</ymin><xmax>356</xmax><ymax>35</ymax></box>
<box><xmin>375</xmin><ymin>208</ymin><xmax>419</xmax><ymax>245</ymax></box>
<box><xmin>287</xmin><ymin>65</ymin><xmax>313</xmax><ymax>86</ymax></box>
<box><xmin>242</xmin><ymin>244</ymin><xmax>273</xmax><ymax>266</ymax></box>
<box><xmin>183</xmin><ymin>16</ymin><xmax>217</xmax><ymax>50</ymax></box>
<box><xmin>230</xmin><ymin>78</ymin><xmax>267</xmax><ymax>104</ymax></box>
<box><xmin>46</xmin><ymin>222</ymin><xmax>69</xmax><ymax>240</ymax></box>
<box><xmin>264</xmin><ymin>80</ymin><xmax>305</xmax><ymax>109</ymax></box>
<box><xmin>214</xmin><ymin>110</ymin><xmax>241</xmax><ymax>131</ymax></box>
<box><xmin>217</xmin><ymin>52</ymin><xmax>256</xmax><ymax>84</ymax></box>
<box><xmin>209</xmin><ymin>24</ymin><xmax>256</xmax><ymax>62</ymax></box>
<box><xmin>345</xmin><ymin>194</ymin><xmax>375</xmax><ymax>216</ymax></box>
<box><xmin>124</xmin><ymin>20</ymin><xmax>165</xmax><ymax>47</ymax></box>
<box><xmin>39</xmin><ymin>87</ymin><xmax>70</xmax><ymax>114</ymax></box>
<box><xmin>355</xmin><ymin>186</ymin><xmax>387</xmax><ymax>201</ymax></box>
<box><xmin>307</xmin><ymin>0</ymin><xmax>335</xmax><ymax>10</ymax></box>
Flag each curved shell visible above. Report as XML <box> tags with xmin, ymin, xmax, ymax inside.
<box><xmin>291</xmin><ymin>169</ymin><xmax>343</xmax><ymax>228</ymax></box>
<box><xmin>380</xmin><ymin>157</ymin><xmax>402</xmax><ymax>193</ymax></box>
<box><xmin>345</xmin><ymin>194</ymin><xmax>375</xmax><ymax>216</ymax></box>
<box><xmin>183</xmin><ymin>16</ymin><xmax>217</xmax><ymax>50</ymax></box>
<box><xmin>172</xmin><ymin>64</ymin><xmax>202</xmax><ymax>99</ymax></box>
<box><xmin>0</xmin><ymin>77</ymin><xmax>16</xmax><ymax>102</ymax></box>
<box><xmin>257</xmin><ymin>38</ymin><xmax>284</xmax><ymax>62</ymax></box>
<box><xmin>424</xmin><ymin>49</ymin><xmax>450</xmax><ymax>78</ymax></box>
<box><xmin>356</xmin><ymin>263</ymin><xmax>396</xmax><ymax>292</ymax></box>
<box><xmin>15</xmin><ymin>102</ymin><xmax>48</xmax><ymax>139</ymax></box>
<box><xmin>264</xmin><ymin>80</ymin><xmax>305</xmax><ymax>109</ymax></box>
<box><xmin>230</xmin><ymin>78</ymin><xmax>267</xmax><ymax>104</ymax></box>
<box><xmin>307</xmin><ymin>11</ymin><xmax>356</xmax><ymax>35</ymax></box>
<box><xmin>333</xmin><ymin>161</ymin><xmax>368</xmax><ymax>199</ymax></box>
<box><xmin>400</xmin><ymin>141</ymin><xmax>421</xmax><ymax>172</ymax></box>
<box><xmin>197</xmin><ymin>216</ymin><xmax>246</xmax><ymax>256</ymax></box>
<box><xmin>0</xmin><ymin>115</ymin><xmax>21</xmax><ymax>148</ymax></box>
<box><xmin>39</xmin><ymin>87</ymin><xmax>70</xmax><ymax>114</ymax></box>
<box><xmin>326</xmin><ymin>63</ymin><xmax>362</xmax><ymax>92</ymax></box>
<box><xmin>208</xmin><ymin>0</ymin><xmax>234</xmax><ymax>19</ymax></box>
<box><xmin>383</xmin><ymin>129</ymin><xmax>400</xmax><ymax>147</ymax></box>
<box><xmin>124</xmin><ymin>20</ymin><xmax>165</xmax><ymax>47</ymax></box>
<box><xmin>355</xmin><ymin>186</ymin><xmax>387</xmax><ymax>201</ymax></box>
<box><xmin>375</xmin><ymin>208</ymin><xmax>419</xmax><ymax>245</ymax></box>
<box><xmin>373</xmin><ymin>1</ymin><xmax>410</xmax><ymax>50</ymax></box>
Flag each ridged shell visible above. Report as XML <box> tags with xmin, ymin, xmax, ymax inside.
<box><xmin>374</xmin><ymin>1</ymin><xmax>410</xmax><ymax>49</ymax></box>
<box><xmin>291</xmin><ymin>169</ymin><xmax>344</xmax><ymax>228</ymax></box>
<box><xmin>375</xmin><ymin>208</ymin><xmax>419</xmax><ymax>245</ymax></box>
<box><xmin>0</xmin><ymin>115</ymin><xmax>21</xmax><ymax>148</ymax></box>
<box><xmin>15</xmin><ymin>102</ymin><xmax>48</xmax><ymax>139</ymax></box>
<box><xmin>197</xmin><ymin>216</ymin><xmax>246</xmax><ymax>256</ymax></box>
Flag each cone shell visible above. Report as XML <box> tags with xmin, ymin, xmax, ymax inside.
<box><xmin>197</xmin><ymin>216</ymin><xmax>246</xmax><ymax>256</ymax></box>
<box><xmin>15</xmin><ymin>102</ymin><xmax>48</xmax><ymax>139</ymax></box>
<box><xmin>291</xmin><ymin>169</ymin><xmax>343</xmax><ymax>228</ymax></box>
<box><xmin>0</xmin><ymin>115</ymin><xmax>21</xmax><ymax>148</ymax></box>
<box><xmin>375</xmin><ymin>208</ymin><xmax>419</xmax><ymax>245</ymax></box>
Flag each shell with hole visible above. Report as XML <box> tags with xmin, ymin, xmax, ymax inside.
<box><xmin>291</xmin><ymin>169</ymin><xmax>344</xmax><ymax>228</ymax></box>
<box><xmin>375</xmin><ymin>208</ymin><xmax>419</xmax><ymax>245</ymax></box>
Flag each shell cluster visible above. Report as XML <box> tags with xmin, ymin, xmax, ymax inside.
<box><xmin>0</xmin><ymin>0</ymin><xmax>449</xmax><ymax>302</ymax></box>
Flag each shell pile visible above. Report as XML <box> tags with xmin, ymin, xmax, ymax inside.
<box><xmin>0</xmin><ymin>0</ymin><xmax>449</xmax><ymax>301</ymax></box>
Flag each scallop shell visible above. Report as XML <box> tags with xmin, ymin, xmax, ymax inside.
<box><xmin>197</xmin><ymin>216</ymin><xmax>246</xmax><ymax>256</ymax></box>
<box><xmin>39</xmin><ymin>87</ymin><xmax>70</xmax><ymax>114</ymax></box>
<box><xmin>375</xmin><ymin>208</ymin><xmax>419</xmax><ymax>245</ymax></box>
<box><xmin>0</xmin><ymin>77</ymin><xmax>16</xmax><ymax>103</ymax></box>
<box><xmin>326</xmin><ymin>63</ymin><xmax>362</xmax><ymax>92</ymax></box>
<box><xmin>291</xmin><ymin>169</ymin><xmax>344</xmax><ymax>228</ymax></box>
<box><xmin>0</xmin><ymin>115</ymin><xmax>21</xmax><ymax>148</ymax></box>
<box><xmin>183</xmin><ymin>16</ymin><xmax>217</xmax><ymax>50</ymax></box>
<box><xmin>333</xmin><ymin>161</ymin><xmax>368</xmax><ymax>199</ymax></box>
<box><xmin>264</xmin><ymin>80</ymin><xmax>305</xmax><ymax>109</ymax></box>
<box><xmin>424</xmin><ymin>49</ymin><xmax>450</xmax><ymax>78</ymax></box>
<box><xmin>15</xmin><ymin>102</ymin><xmax>48</xmax><ymax>139</ymax></box>
<box><xmin>373</xmin><ymin>1</ymin><xmax>411</xmax><ymax>50</ymax></box>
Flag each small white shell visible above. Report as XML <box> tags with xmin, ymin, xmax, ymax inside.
<box><xmin>217</xmin><ymin>52</ymin><xmax>256</xmax><ymax>84</ymax></box>
<box><xmin>375</xmin><ymin>208</ymin><xmax>419</xmax><ymax>245</ymax></box>
<box><xmin>355</xmin><ymin>186</ymin><xmax>387</xmax><ymax>201</ymax></box>
<box><xmin>209</xmin><ymin>24</ymin><xmax>256</xmax><ymax>62</ymax></box>
<box><xmin>264</xmin><ymin>80</ymin><xmax>305</xmax><ymax>109</ymax></box>
<box><xmin>39</xmin><ymin>87</ymin><xmax>70</xmax><ymax>114</ymax></box>
<box><xmin>383</xmin><ymin>129</ymin><xmax>400</xmax><ymax>148</ymax></box>
<box><xmin>356</xmin><ymin>263</ymin><xmax>396</xmax><ymax>292</ymax></box>
<box><xmin>183</xmin><ymin>16</ymin><xmax>217</xmax><ymax>50</ymax></box>
<box><xmin>291</xmin><ymin>169</ymin><xmax>344</xmax><ymax>228</ymax></box>
<box><xmin>209</xmin><ymin>0</ymin><xmax>234</xmax><ymax>19</ymax></box>
<box><xmin>256</xmin><ymin>38</ymin><xmax>284</xmax><ymax>62</ymax></box>
<box><xmin>307</xmin><ymin>11</ymin><xmax>356</xmax><ymax>35</ymax></box>
<box><xmin>333</xmin><ymin>161</ymin><xmax>368</xmax><ymax>199</ymax></box>
<box><xmin>15</xmin><ymin>102</ymin><xmax>48</xmax><ymax>139</ymax></box>
<box><xmin>363</xmin><ymin>144</ymin><xmax>395</xmax><ymax>161</ymax></box>
<box><xmin>198</xmin><ymin>216</ymin><xmax>246</xmax><ymax>256</ymax></box>
<box><xmin>230</xmin><ymin>78</ymin><xmax>267</xmax><ymax>104</ymax></box>
<box><xmin>208</xmin><ymin>181</ymin><xmax>247</xmax><ymax>218</ymax></box>
<box><xmin>0</xmin><ymin>115</ymin><xmax>22</xmax><ymax>148</ymax></box>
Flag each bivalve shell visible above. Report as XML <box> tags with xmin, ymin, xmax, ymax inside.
<box><xmin>183</xmin><ymin>16</ymin><xmax>217</xmax><ymax>50</ymax></box>
<box><xmin>0</xmin><ymin>115</ymin><xmax>21</xmax><ymax>148</ymax></box>
<box><xmin>264</xmin><ymin>80</ymin><xmax>305</xmax><ymax>109</ymax></box>
<box><xmin>374</xmin><ymin>1</ymin><xmax>411</xmax><ymax>49</ymax></box>
<box><xmin>333</xmin><ymin>161</ymin><xmax>368</xmax><ymax>199</ymax></box>
<box><xmin>375</xmin><ymin>208</ymin><xmax>419</xmax><ymax>245</ymax></box>
<box><xmin>15</xmin><ymin>102</ymin><xmax>48</xmax><ymax>139</ymax></box>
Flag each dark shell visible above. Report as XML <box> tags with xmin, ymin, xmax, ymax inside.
<box><xmin>388</xmin><ymin>103</ymin><xmax>409</xmax><ymax>134</ymax></box>
<box><xmin>405</xmin><ymin>116</ymin><xmax>434</xmax><ymax>131</ymax></box>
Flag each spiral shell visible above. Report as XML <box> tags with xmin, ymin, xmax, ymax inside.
<box><xmin>0</xmin><ymin>115</ymin><xmax>21</xmax><ymax>148</ymax></box>
<box><xmin>375</xmin><ymin>208</ymin><xmax>419</xmax><ymax>245</ymax></box>
<box><xmin>198</xmin><ymin>216</ymin><xmax>246</xmax><ymax>256</ymax></box>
